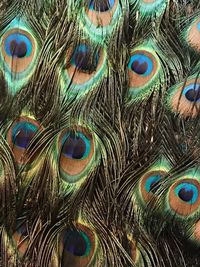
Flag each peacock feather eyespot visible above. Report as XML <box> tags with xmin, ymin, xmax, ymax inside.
<box><xmin>61</xmin><ymin>42</ymin><xmax>107</xmax><ymax>98</ymax></box>
<box><xmin>184</xmin><ymin>16</ymin><xmax>200</xmax><ymax>53</ymax></box>
<box><xmin>140</xmin><ymin>170</ymin><xmax>166</xmax><ymax>203</ymax></box>
<box><xmin>4</xmin><ymin>32</ymin><xmax>32</xmax><ymax>59</ymax></box>
<box><xmin>79</xmin><ymin>0</ymin><xmax>122</xmax><ymax>42</ymax></box>
<box><xmin>166</xmin><ymin>76</ymin><xmax>200</xmax><ymax>118</ymax></box>
<box><xmin>11</xmin><ymin>122</ymin><xmax>38</xmax><ymax>149</ymax></box>
<box><xmin>2</xmin><ymin>29</ymin><xmax>35</xmax><ymax>75</ymax></box>
<box><xmin>63</xmin><ymin>229</ymin><xmax>91</xmax><ymax>257</ymax></box>
<box><xmin>70</xmin><ymin>44</ymin><xmax>100</xmax><ymax>74</ymax></box>
<box><xmin>145</xmin><ymin>174</ymin><xmax>162</xmax><ymax>194</ymax></box>
<box><xmin>0</xmin><ymin>18</ymin><xmax>39</xmax><ymax>95</ymax></box>
<box><xmin>128</xmin><ymin>53</ymin><xmax>153</xmax><ymax>77</ymax></box>
<box><xmin>60</xmin><ymin>222</ymin><xmax>98</xmax><ymax>267</ymax></box>
<box><xmin>86</xmin><ymin>0</ymin><xmax>119</xmax><ymax>27</ymax></box>
<box><xmin>6</xmin><ymin>116</ymin><xmax>41</xmax><ymax>165</ymax></box>
<box><xmin>137</xmin><ymin>160</ymin><xmax>171</xmax><ymax>205</ymax></box>
<box><xmin>174</xmin><ymin>183</ymin><xmax>198</xmax><ymax>204</ymax></box>
<box><xmin>58</xmin><ymin>128</ymin><xmax>99</xmax><ymax>184</ymax></box>
<box><xmin>128</xmin><ymin>43</ymin><xmax>163</xmax><ymax>102</ymax></box>
<box><xmin>12</xmin><ymin>224</ymin><xmax>29</xmax><ymax>257</ymax></box>
<box><xmin>61</xmin><ymin>132</ymin><xmax>91</xmax><ymax>160</ymax></box>
<box><xmin>169</xmin><ymin>179</ymin><xmax>200</xmax><ymax>216</ymax></box>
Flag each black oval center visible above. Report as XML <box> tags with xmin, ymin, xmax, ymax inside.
<box><xmin>185</xmin><ymin>88</ymin><xmax>200</xmax><ymax>102</ymax></box>
<box><xmin>73</xmin><ymin>49</ymin><xmax>99</xmax><ymax>73</ymax></box>
<box><xmin>178</xmin><ymin>188</ymin><xmax>194</xmax><ymax>202</ymax></box>
<box><xmin>63</xmin><ymin>230</ymin><xmax>87</xmax><ymax>256</ymax></box>
<box><xmin>14</xmin><ymin>129</ymin><xmax>36</xmax><ymax>149</ymax></box>
<box><xmin>9</xmin><ymin>40</ymin><xmax>27</xmax><ymax>58</ymax></box>
<box><xmin>131</xmin><ymin>60</ymin><xmax>148</xmax><ymax>75</ymax></box>
<box><xmin>62</xmin><ymin>133</ymin><xmax>86</xmax><ymax>159</ymax></box>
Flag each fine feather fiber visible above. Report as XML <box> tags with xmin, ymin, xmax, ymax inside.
<box><xmin>1</xmin><ymin>0</ymin><xmax>200</xmax><ymax>266</ymax></box>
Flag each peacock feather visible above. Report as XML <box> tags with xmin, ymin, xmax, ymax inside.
<box><xmin>2</xmin><ymin>0</ymin><xmax>200</xmax><ymax>267</ymax></box>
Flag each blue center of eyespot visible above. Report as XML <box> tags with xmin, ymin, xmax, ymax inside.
<box><xmin>89</xmin><ymin>0</ymin><xmax>114</xmax><ymax>12</ymax></box>
<box><xmin>197</xmin><ymin>22</ymin><xmax>200</xmax><ymax>31</ymax></box>
<box><xmin>145</xmin><ymin>175</ymin><xmax>161</xmax><ymax>193</ymax></box>
<box><xmin>63</xmin><ymin>229</ymin><xmax>91</xmax><ymax>257</ymax></box>
<box><xmin>183</xmin><ymin>83</ymin><xmax>200</xmax><ymax>102</ymax></box>
<box><xmin>175</xmin><ymin>183</ymin><xmax>198</xmax><ymax>204</ymax></box>
<box><xmin>4</xmin><ymin>33</ymin><xmax>32</xmax><ymax>58</ymax></box>
<box><xmin>11</xmin><ymin>122</ymin><xmax>38</xmax><ymax>149</ymax></box>
<box><xmin>62</xmin><ymin>132</ymin><xmax>91</xmax><ymax>160</ymax></box>
<box><xmin>70</xmin><ymin>44</ymin><xmax>99</xmax><ymax>72</ymax></box>
<box><xmin>128</xmin><ymin>54</ymin><xmax>153</xmax><ymax>76</ymax></box>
